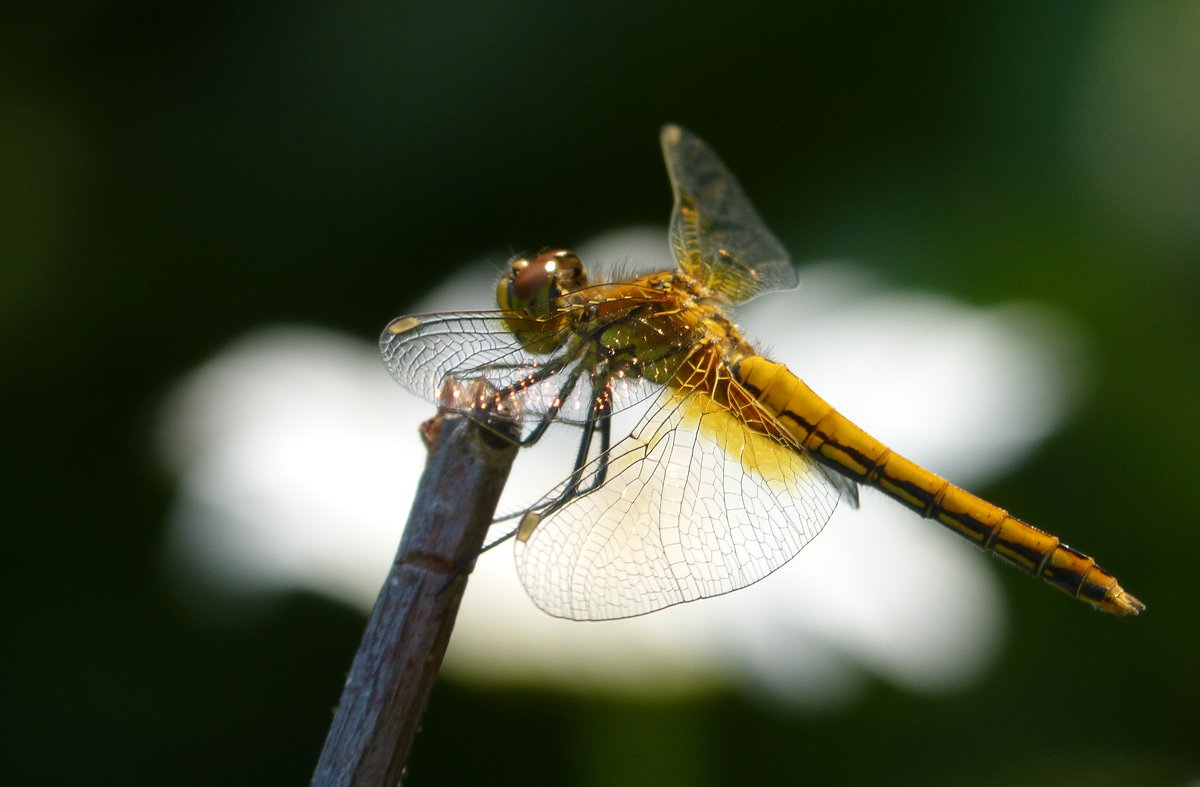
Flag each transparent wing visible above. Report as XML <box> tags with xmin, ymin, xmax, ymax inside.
<box><xmin>380</xmin><ymin>309</ymin><xmax>666</xmax><ymax>429</ymax></box>
<box><xmin>661</xmin><ymin>125</ymin><xmax>800</xmax><ymax>304</ymax></box>
<box><xmin>514</xmin><ymin>379</ymin><xmax>846</xmax><ymax>620</ymax></box>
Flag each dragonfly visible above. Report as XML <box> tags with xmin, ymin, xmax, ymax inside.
<box><xmin>381</xmin><ymin>124</ymin><xmax>1144</xmax><ymax>621</ymax></box>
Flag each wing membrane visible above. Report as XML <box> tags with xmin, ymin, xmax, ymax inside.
<box><xmin>661</xmin><ymin>125</ymin><xmax>799</xmax><ymax>304</ymax></box>
<box><xmin>515</xmin><ymin>380</ymin><xmax>844</xmax><ymax>620</ymax></box>
<box><xmin>380</xmin><ymin>309</ymin><xmax>667</xmax><ymax>430</ymax></box>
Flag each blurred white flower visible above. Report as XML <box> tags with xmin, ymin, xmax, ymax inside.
<box><xmin>158</xmin><ymin>227</ymin><xmax>1088</xmax><ymax>707</ymax></box>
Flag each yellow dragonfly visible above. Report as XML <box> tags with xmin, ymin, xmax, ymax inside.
<box><xmin>381</xmin><ymin>125</ymin><xmax>1144</xmax><ymax>621</ymax></box>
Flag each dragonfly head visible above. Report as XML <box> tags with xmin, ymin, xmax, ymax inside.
<box><xmin>498</xmin><ymin>249</ymin><xmax>588</xmax><ymax>314</ymax></box>
<box><xmin>497</xmin><ymin>250</ymin><xmax>588</xmax><ymax>353</ymax></box>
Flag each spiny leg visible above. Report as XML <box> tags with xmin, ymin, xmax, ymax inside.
<box><xmin>526</xmin><ymin>388</ymin><xmax>614</xmax><ymax>524</ymax></box>
<box><xmin>514</xmin><ymin>365</ymin><xmax>585</xmax><ymax>447</ymax></box>
<box><xmin>484</xmin><ymin>389</ymin><xmax>614</xmax><ymax>549</ymax></box>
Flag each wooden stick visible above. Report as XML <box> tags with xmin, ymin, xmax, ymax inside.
<box><xmin>311</xmin><ymin>413</ymin><xmax>519</xmax><ymax>786</ymax></box>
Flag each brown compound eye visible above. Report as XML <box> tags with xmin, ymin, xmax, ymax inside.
<box><xmin>496</xmin><ymin>249</ymin><xmax>589</xmax><ymax>316</ymax></box>
<box><xmin>509</xmin><ymin>255</ymin><xmax>555</xmax><ymax>307</ymax></box>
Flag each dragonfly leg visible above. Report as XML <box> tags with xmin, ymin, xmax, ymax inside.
<box><xmin>482</xmin><ymin>367</ymin><xmax>590</xmax><ymax>528</ymax></box>
<box><xmin>562</xmin><ymin>407</ymin><xmax>600</xmax><ymax>498</ymax></box>
<box><xmin>581</xmin><ymin>409</ymin><xmax>612</xmax><ymax>491</ymax></box>
<box><xmin>476</xmin><ymin>402</ymin><xmax>610</xmax><ymax>550</ymax></box>
<box><xmin>477</xmin><ymin>525</ymin><xmax>520</xmax><ymax>553</ymax></box>
<box><xmin>530</xmin><ymin>394</ymin><xmax>614</xmax><ymax>523</ymax></box>
<box><xmin>514</xmin><ymin>366</ymin><xmax>585</xmax><ymax>447</ymax></box>
<box><xmin>437</xmin><ymin>524</ymin><xmax>521</xmax><ymax>596</ymax></box>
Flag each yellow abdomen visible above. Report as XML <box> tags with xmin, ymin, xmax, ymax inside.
<box><xmin>733</xmin><ymin>356</ymin><xmax>1143</xmax><ymax>615</ymax></box>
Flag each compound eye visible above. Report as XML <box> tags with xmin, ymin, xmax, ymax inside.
<box><xmin>496</xmin><ymin>249</ymin><xmax>589</xmax><ymax>316</ymax></box>
<box><xmin>497</xmin><ymin>254</ymin><xmax>555</xmax><ymax>314</ymax></box>
<box><xmin>509</xmin><ymin>255</ymin><xmax>556</xmax><ymax>308</ymax></box>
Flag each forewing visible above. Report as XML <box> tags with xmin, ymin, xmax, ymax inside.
<box><xmin>380</xmin><ymin>310</ymin><xmax>661</xmax><ymax>430</ymax></box>
<box><xmin>661</xmin><ymin>125</ymin><xmax>800</xmax><ymax>304</ymax></box>
<box><xmin>514</xmin><ymin>381</ymin><xmax>844</xmax><ymax>620</ymax></box>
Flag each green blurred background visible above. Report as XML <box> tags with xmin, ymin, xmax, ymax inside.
<box><xmin>4</xmin><ymin>1</ymin><xmax>1197</xmax><ymax>784</ymax></box>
